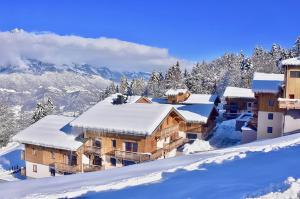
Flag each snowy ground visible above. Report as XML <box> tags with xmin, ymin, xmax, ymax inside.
<box><xmin>1</xmin><ymin>133</ymin><xmax>300</xmax><ymax>198</ymax></box>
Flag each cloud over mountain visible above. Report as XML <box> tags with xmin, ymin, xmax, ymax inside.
<box><xmin>0</xmin><ymin>29</ymin><xmax>189</xmax><ymax>72</ymax></box>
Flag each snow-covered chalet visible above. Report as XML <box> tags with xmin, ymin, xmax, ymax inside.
<box><xmin>13</xmin><ymin>91</ymin><xmax>220</xmax><ymax>178</ymax></box>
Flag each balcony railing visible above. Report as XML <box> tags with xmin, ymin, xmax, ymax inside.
<box><xmin>83</xmin><ymin>164</ymin><xmax>103</xmax><ymax>172</ymax></box>
<box><xmin>278</xmin><ymin>98</ymin><xmax>300</xmax><ymax>109</ymax></box>
<box><xmin>115</xmin><ymin>150</ymin><xmax>151</xmax><ymax>162</ymax></box>
<box><xmin>84</xmin><ymin>145</ymin><xmax>101</xmax><ymax>154</ymax></box>
<box><xmin>53</xmin><ymin>163</ymin><xmax>78</xmax><ymax>173</ymax></box>
<box><xmin>159</xmin><ymin>124</ymin><xmax>179</xmax><ymax>139</ymax></box>
<box><xmin>151</xmin><ymin>138</ymin><xmax>188</xmax><ymax>160</ymax></box>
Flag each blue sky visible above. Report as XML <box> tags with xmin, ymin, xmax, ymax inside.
<box><xmin>0</xmin><ymin>0</ymin><xmax>300</xmax><ymax>62</ymax></box>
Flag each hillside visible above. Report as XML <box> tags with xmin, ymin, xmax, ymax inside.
<box><xmin>1</xmin><ymin>133</ymin><xmax>300</xmax><ymax>198</ymax></box>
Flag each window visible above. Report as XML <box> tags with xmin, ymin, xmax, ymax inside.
<box><xmin>268</xmin><ymin>99</ymin><xmax>275</xmax><ymax>107</ymax></box>
<box><xmin>290</xmin><ymin>71</ymin><xmax>300</xmax><ymax>78</ymax></box>
<box><xmin>112</xmin><ymin>140</ymin><xmax>116</xmax><ymax>148</ymax></box>
<box><xmin>32</xmin><ymin>148</ymin><xmax>37</xmax><ymax>156</ymax></box>
<box><xmin>33</xmin><ymin>165</ymin><xmax>37</xmax><ymax>173</ymax></box>
<box><xmin>93</xmin><ymin>156</ymin><xmax>102</xmax><ymax>166</ymax></box>
<box><xmin>51</xmin><ymin>151</ymin><xmax>55</xmax><ymax>159</ymax></box>
<box><xmin>247</xmin><ymin>102</ymin><xmax>252</xmax><ymax>107</ymax></box>
<box><xmin>267</xmin><ymin>127</ymin><xmax>273</xmax><ymax>134</ymax></box>
<box><xmin>187</xmin><ymin>133</ymin><xmax>198</xmax><ymax>140</ymax></box>
<box><xmin>125</xmin><ymin>142</ymin><xmax>138</xmax><ymax>152</ymax></box>
<box><xmin>110</xmin><ymin>158</ymin><xmax>116</xmax><ymax>166</ymax></box>
<box><xmin>289</xmin><ymin>94</ymin><xmax>295</xmax><ymax>99</ymax></box>
<box><xmin>268</xmin><ymin>113</ymin><xmax>273</xmax><ymax>120</ymax></box>
<box><xmin>93</xmin><ymin>139</ymin><xmax>101</xmax><ymax>148</ymax></box>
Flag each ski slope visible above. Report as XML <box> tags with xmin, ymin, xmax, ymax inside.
<box><xmin>1</xmin><ymin>133</ymin><xmax>300</xmax><ymax>198</ymax></box>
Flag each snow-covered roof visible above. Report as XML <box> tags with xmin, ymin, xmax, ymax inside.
<box><xmin>252</xmin><ymin>72</ymin><xmax>284</xmax><ymax>93</ymax></box>
<box><xmin>13</xmin><ymin>115</ymin><xmax>82</xmax><ymax>151</ymax></box>
<box><xmin>182</xmin><ymin>94</ymin><xmax>219</xmax><ymax>104</ymax></box>
<box><xmin>101</xmin><ymin>94</ymin><xmax>150</xmax><ymax>105</ymax></box>
<box><xmin>172</xmin><ymin>104</ymin><xmax>216</xmax><ymax>123</ymax></box>
<box><xmin>149</xmin><ymin>97</ymin><xmax>168</xmax><ymax>104</ymax></box>
<box><xmin>70</xmin><ymin>103</ymin><xmax>182</xmax><ymax>136</ymax></box>
<box><xmin>223</xmin><ymin>87</ymin><xmax>255</xmax><ymax>99</ymax></box>
<box><xmin>165</xmin><ymin>89</ymin><xmax>188</xmax><ymax>96</ymax></box>
<box><xmin>281</xmin><ymin>57</ymin><xmax>300</xmax><ymax>66</ymax></box>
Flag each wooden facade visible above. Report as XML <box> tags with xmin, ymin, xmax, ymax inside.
<box><xmin>255</xmin><ymin>93</ymin><xmax>282</xmax><ymax>112</ymax></box>
<box><xmin>83</xmin><ymin>110</ymin><xmax>186</xmax><ymax>167</ymax></box>
<box><xmin>167</xmin><ymin>92</ymin><xmax>190</xmax><ymax>104</ymax></box>
<box><xmin>279</xmin><ymin>65</ymin><xmax>300</xmax><ymax>109</ymax></box>
<box><xmin>23</xmin><ymin>144</ymin><xmax>83</xmax><ymax>173</ymax></box>
<box><xmin>284</xmin><ymin>65</ymin><xmax>300</xmax><ymax>99</ymax></box>
<box><xmin>224</xmin><ymin>97</ymin><xmax>255</xmax><ymax>118</ymax></box>
<box><xmin>135</xmin><ymin>97</ymin><xmax>152</xmax><ymax>104</ymax></box>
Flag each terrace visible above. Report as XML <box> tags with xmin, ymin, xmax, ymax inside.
<box><xmin>278</xmin><ymin>98</ymin><xmax>300</xmax><ymax>109</ymax></box>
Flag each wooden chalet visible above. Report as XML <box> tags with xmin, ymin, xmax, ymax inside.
<box><xmin>223</xmin><ymin>86</ymin><xmax>256</xmax><ymax>119</ymax></box>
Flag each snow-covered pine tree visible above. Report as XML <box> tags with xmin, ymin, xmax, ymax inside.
<box><xmin>183</xmin><ymin>69</ymin><xmax>194</xmax><ymax>91</ymax></box>
<box><xmin>129</xmin><ymin>78</ymin><xmax>146</xmax><ymax>96</ymax></box>
<box><xmin>0</xmin><ymin>103</ymin><xmax>16</xmax><ymax>147</ymax></box>
<box><xmin>294</xmin><ymin>36</ymin><xmax>300</xmax><ymax>57</ymax></box>
<box><xmin>103</xmin><ymin>82</ymin><xmax>117</xmax><ymax>99</ymax></box>
<box><xmin>240</xmin><ymin>52</ymin><xmax>254</xmax><ymax>88</ymax></box>
<box><xmin>164</xmin><ymin>61</ymin><xmax>185</xmax><ymax>89</ymax></box>
<box><xmin>146</xmin><ymin>71</ymin><xmax>165</xmax><ymax>97</ymax></box>
<box><xmin>32</xmin><ymin>97</ymin><xmax>54</xmax><ymax>123</ymax></box>
<box><xmin>119</xmin><ymin>76</ymin><xmax>129</xmax><ymax>95</ymax></box>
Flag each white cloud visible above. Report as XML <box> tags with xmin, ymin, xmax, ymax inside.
<box><xmin>0</xmin><ymin>29</ymin><xmax>191</xmax><ymax>72</ymax></box>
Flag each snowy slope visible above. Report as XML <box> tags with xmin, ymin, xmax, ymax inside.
<box><xmin>1</xmin><ymin>133</ymin><xmax>300</xmax><ymax>198</ymax></box>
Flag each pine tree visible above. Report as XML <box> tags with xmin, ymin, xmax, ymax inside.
<box><xmin>119</xmin><ymin>76</ymin><xmax>129</xmax><ymax>95</ymax></box>
<box><xmin>32</xmin><ymin>97</ymin><xmax>54</xmax><ymax>123</ymax></box>
<box><xmin>294</xmin><ymin>36</ymin><xmax>300</xmax><ymax>57</ymax></box>
<box><xmin>147</xmin><ymin>71</ymin><xmax>165</xmax><ymax>97</ymax></box>
<box><xmin>0</xmin><ymin>103</ymin><xmax>16</xmax><ymax>147</ymax></box>
<box><xmin>129</xmin><ymin>78</ymin><xmax>146</xmax><ymax>96</ymax></box>
<box><xmin>165</xmin><ymin>61</ymin><xmax>185</xmax><ymax>89</ymax></box>
<box><xmin>183</xmin><ymin>69</ymin><xmax>194</xmax><ymax>91</ymax></box>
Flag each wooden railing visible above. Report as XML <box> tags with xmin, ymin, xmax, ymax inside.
<box><xmin>159</xmin><ymin>124</ymin><xmax>179</xmax><ymax>139</ymax></box>
<box><xmin>83</xmin><ymin>164</ymin><xmax>103</xmax><ymax>172</ymax></box>
<box><xmin>278</xmin><ymin>98</ymin><xmax>300</xmax><ymax>109</ymax></box>
<box><xmin>115</xmin><ymin>150</ymin><xmax>151</xmax><ymax>162</ymax></box>
<box><xmin>84</xmin><ymin>145</ymin><xmax>101</xmax><ymax>154</ymax></box>
<box><xmin>54</xmin><ymin>163</ymin><xmax>78</xmax><ymax>173</ymax></box>
<box><xmin>151</xmin><ymin>138</ymin><xmax>188</xmax><ymax>160</ymax></box>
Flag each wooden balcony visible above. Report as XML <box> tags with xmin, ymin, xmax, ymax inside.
<box><xmin>114</xmin><ymin>150</ymin><xmax>151</xmax><ymax>162</ymax></box>
<box><xmin>278</xmin><ymin>98</ymin><xmax>300</xmax><ymax>109</ymax></box>
<box><xmin>84</xmin><ymin>145</ymin><xmax>101</xmax><ymax>155</ymax></box>
<box><xmin>151</xmin><ymin>138</ymin><xmax>188</xmax><ymax>160</ymax></box>
<box><xmin>83</xmin><ymin>164</ymin><xmax>103</xmax><ymax>172</ymax></box>
<box><xmin>159</xmin><ymin>124</ymin><xmax>179</xmax><ymax>139</ymax></box>
<box><xmin>164</xmin><ymin>138</ymin><xmax>188</xmax><ymax>152</ymax></box>
<box><xmin>53</xmin><ymin>163</ymin><xmax>78</xmax><ymax>174</ymax></box>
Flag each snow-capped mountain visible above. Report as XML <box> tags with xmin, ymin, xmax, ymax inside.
<box><xmin>0</xmin><ymin>59</ymin><xmax>151</xmax><ymax>82</ymax></box>
<box><xmin>0</xmin><ymin>59</ymin><xmax>151</xmax><ymax>116</ymax></box>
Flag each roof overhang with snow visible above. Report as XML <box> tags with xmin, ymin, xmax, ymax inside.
<box><xmin>223</xmin><ymin>87</ymin><xmax>255</xmax><ymax>99</ymax></box>
<box><xmin>252</xmin><ymin>72</ymin><xmax>284</xmax><ymax>94</ymax></box>
<box><xmin>70</xmin><ymin>103</ymin><xmax>185</xmax><ymax>136</ymax></box>
<box><xmin>13</xmin><ymin>115</ymin><xmax>82</xmax><ymax>151</ymax></box>
<box><xmin>172</xmin><ymin>103</ymin><xmax>216</xmax><ymax>124</ymax></box>
<box><xmin>165</xmin><ymin>89</ymin><xmax>189</xmax><ymax>96</ymax></box>
<box><xmin>280</xmin><ymin>57</ymin><xmax>300</xmax><ymax>66</ymax></box>
<box><xmin>181</xmin><ymin>94</ymin><xmax>220</xmax><ymax>104</ymax></box>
